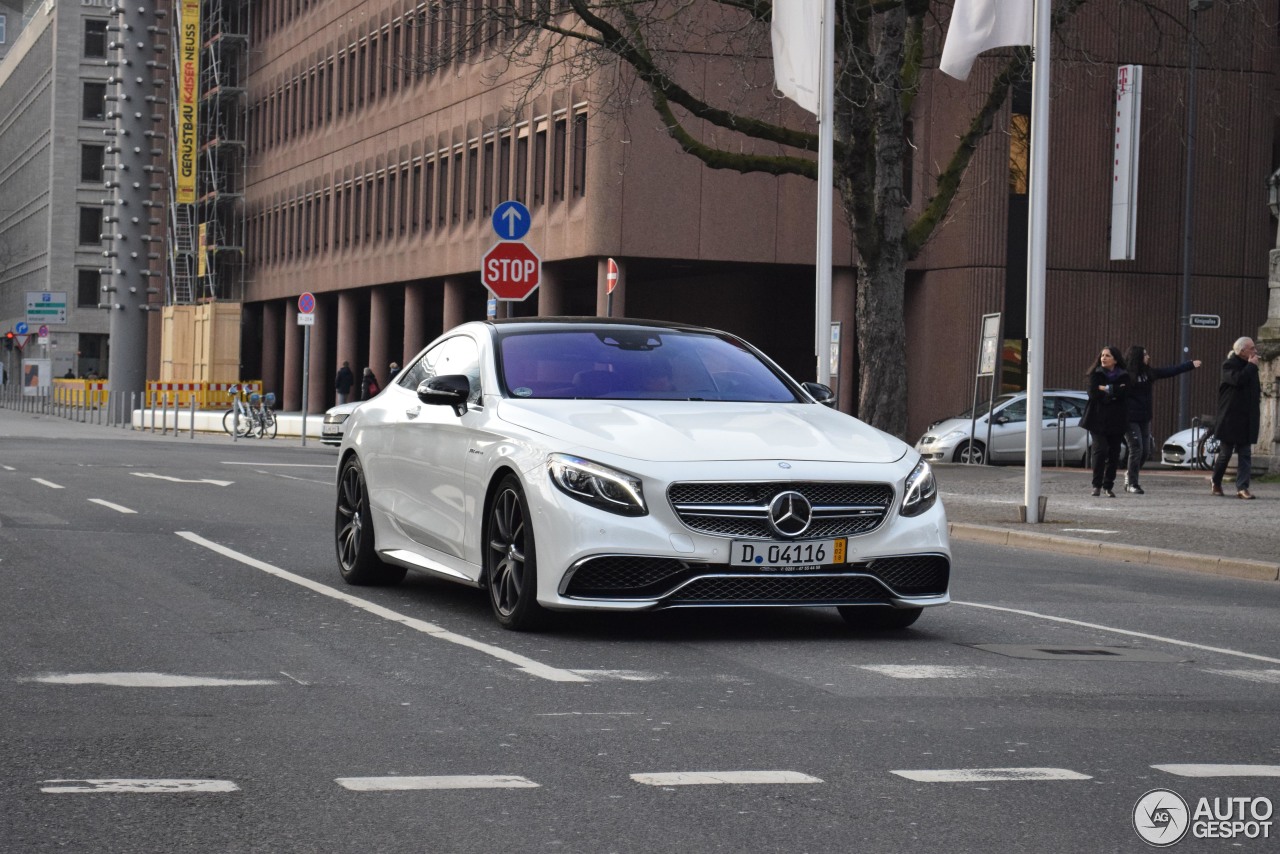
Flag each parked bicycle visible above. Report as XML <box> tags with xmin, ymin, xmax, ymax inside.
<box><xmin>222</xmin><ymin>385</ymin><xmax>278</xmax><ymax>439</ymax></box>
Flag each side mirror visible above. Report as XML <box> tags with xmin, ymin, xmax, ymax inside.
<box><xmin>994</xmin><ymin>415</ymin><xmax>1010</xmax><ymax>425</ymax></box>
<box><xmin>801</xmin><ymin>382</ymin><xmax>838</xmax><ymax>409</ymax></box>
<box><xmin>418</xmin><ymin>374</ymin><xmax>471</xmax><ymax>416</ymax></box>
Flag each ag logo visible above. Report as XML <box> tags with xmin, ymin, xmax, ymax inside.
<box><xmin>1134</xmin><ymin>788</ymin><xmax>1190</xmax><ymax>847</ymax></box>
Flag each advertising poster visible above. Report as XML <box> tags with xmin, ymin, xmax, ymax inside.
<box><xmin>22</xmin><ymin>359</ymin><xmax>51</xmax><ymax>396</ymax></box>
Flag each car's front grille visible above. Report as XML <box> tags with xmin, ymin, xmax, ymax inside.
<box><xmin>665</xmin><ymin>574</ymin><xmax>889</xmax><ymax>604</ymax></box>
<box><xmin>865</xmin><ymin>554</ymin><xmax>949</xmax><ymax>596</ymax></box>
<box><xmin>667</xmin><ymin>481</ymin><xmax>894</xmax><ymax>539</ymax></box>
<box><xmin>563</xmin><ymin>556</ymin><xmax>693</xmax><ymax>598</ymax></box>
<box><xmin>562</xmin><ymin>554</ymin><xmax>950</xmax><ymax>603</ymax></box>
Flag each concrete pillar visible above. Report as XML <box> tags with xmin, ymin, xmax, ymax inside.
<box><xmin>261</xmin><ymin>301</ymin><xmax>282</xmax><ymax>397</ymax></box>
<box><xmin>337</xmin><ymin>290</ymin><xmax>360</xmax><ymax>375</ymax></box>
<box><xmin>404</xmin><ymin>280</ymin><xmax>430</xmax><ymax>361</ymax></box>
<box><xmin>537</xmin><ymin>267</ymin><xmax>562</xmax><ymax>316</ymax></box>
<box><xmin>1254</xmin><ymin>248</ymin><xmax>1280</xmax><ymax>473</ymax></box>
<box><xmin>283</xmin><ymin>301</ymin><xmax>301</xmax><ymax>411</ymax></box>
<box><xmin>832</xmin><ymin>268</ymin><xmax>857</xmax><ymax>415</ymax></box>
<box><xmin>369</xmin><ymin>286</ymin><xmax>393</xmax><ymax>386</ymax></box>
<box><xmin>443</xmin><ymin>278</ymin><xmax>467</xmax><ymax>332</ymax></box>
<box><xmin>596</xmin><ymin>257</ymin><xmax>624</xmax><ymax>317</ymax></box>
<box><xmin>308</xmin><ymin>295</ymin><xmax>331</xmax><ymax>413</ymax></box>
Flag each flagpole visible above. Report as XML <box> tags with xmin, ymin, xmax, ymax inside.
<box><xmin>1023</xmin><ymin>0</ymin><xmax>1051</xmax><ymax>522</ymax></box>
<box><xmin>815</xmin><ymin>0</ymin><xmax>835</xmax><ymax>386</ymax></box>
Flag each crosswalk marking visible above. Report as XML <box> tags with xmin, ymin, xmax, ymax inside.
<box><xmin>1203</xmin><ymin>668</ymin><xmax>1280</xmax><ymax>684</ymax></box>
<box><xmin>31</xmin><ymin>478</ymin><xmax>63</xmax><ymax>489</ymax></box>
<box><xmin>336</xmin><ymin>775</ymin><xmax>539</xmax><ymax>791</ymax></box>
<box><xmin>631</xmin><ymin>771</ymin><xmax>822</xmax><ymax>786</ymax></box>
<box><xmin>41</xmin><ymin>779</ymin><xmax>239</xmax><ymax>794</ymax></box>
<box><xmin>28</xmin><ymin>672</ymin><xmax>278</xmax><ymax>687</ymax></box>
<box><xmin>892</xmin><ymin>768</ymin><xmax>1091</xmax><ymax>783</ymax></box>
<box><xmin>1154</xmin><ymin>764</ymin><xmax>1280</xmax><ymax>777</ymax></box>
<box><xmin>88</xmin><ymin>498</ymin><xmax>137</xmax><ymax>514</ymax></box>
<box><xmin>856</xmin><ymin>665</ymin><xmax>999</xmax><ymax>679</ymax></box>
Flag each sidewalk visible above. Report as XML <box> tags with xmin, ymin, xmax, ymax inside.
<box><xmin>936</xmin><ymin>462</ymin><xmax>1280</xmax><ymax>582</ymax></box>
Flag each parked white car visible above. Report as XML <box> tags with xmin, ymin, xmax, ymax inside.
<box><xmin>915</xmin><ymin>390</ymin><xmax>1091</xmax><ymax>466</ymax></box>
<box><xmin>335</xmin><ymin>318</ymin><xmax>951</xmax><ymax>631</ymax></box>
<box><xmin>321</xmin><ymin>401</ymin><xmax>360</xmax><ymax>446</ymax></box>
<box><xmin>1160</xmin><ymin>424</ymin><xmax>1219</xmax><ymax>469</ymax></box>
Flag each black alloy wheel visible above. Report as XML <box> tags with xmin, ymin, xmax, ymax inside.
<box><xmin>335</xmin><ymin>456</ymin><xmax>405</xmax><ymax>586</ymax></box>
<box><xmin>484</xmin><ymin>475</ymin><xmax>548</xmax><ymax>631</ymax></box>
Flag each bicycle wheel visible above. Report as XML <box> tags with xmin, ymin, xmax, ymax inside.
<box><xmin>261</xmin><ymin>409</ymin><xmax>277</xmax><ymax>439</ymax></box>
<box><xmin>223</xmin><ymin>407</ymin><xmax>253</xmax><ymax>437</ymax></box>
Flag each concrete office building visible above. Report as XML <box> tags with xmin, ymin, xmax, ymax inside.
<box><xmin>0</xmin><ymin>0</ymin><xmax>115</xmax><ymax>382</ymax></box>
<box><xmin>6</xmin><ymin>1</ymin><xmax>1274</xmax><ymax>440</ymax></box>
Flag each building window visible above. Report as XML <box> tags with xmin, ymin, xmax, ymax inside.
<box><xmin>482</xmin><ymin>137</ymin><xmax>494</xmax><ymax>216</ymax></box>
<box><xmin>80</xmin><ymin>145</ymin><xmax>106</xmax><ymax>183</ymax></box>
<box><xmin>77</xmin><ymin>269</ymin><xmax>101</xmax><ymax>307</ymax></box>
<box><xmin>84</xmin><ymin>19</ymin><xmax>108</xmax><ymax>58</ymax></box>
<box><xmin>82</xmin><ymin>82</ymin><xmax>108</xmax><ymax>121</ymax></box>
<box><xmin>551</xmin><ymin>114</ymin><xmax>566</xmax><ymax>202</ymax></box>
<box><xmin>514</xmin><ymin>125</ymin><xmax>528</xmax><ymax>204</ymax></box>
<box><xmin>531</xmin><ymin>120</ymin><xmax>548</xmax><ymax>207</ymax></box>
<box><xmin>78</xmin><ymin>206</ymin><xmax>103</xmax><ymax>245</ymax></box>
<box><xmin>466</xmin><ymin>143</ymin><xmax>478</xmax><ymax>221</ymax></box>
<box><xmin>436</xmin><ymin>153</ymin><xmax>448</xmax><ymax>228</ymax></box>
<box><xmin>571</xmin><ymin>110</ymin><xmax>588</xmax><ymax>198</ymax></box>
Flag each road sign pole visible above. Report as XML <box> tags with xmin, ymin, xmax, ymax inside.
<box><xmin>301</xmin><ymin>324</ymin><xmax>310</xmax><ymax>447</ymax></box>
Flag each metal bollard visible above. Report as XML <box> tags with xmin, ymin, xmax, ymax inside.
<box><xmin>190</xmin><ymin>396</ymin><xmax>196</xmax><ymax>439</ymax></box>
<box><xmin>130</xmin><ymin>391</ymin><xmax>137</xmax><ymax>430</ymax></box>
<box><xmin>1056</xmin><ymin>412</ymin><xmax>1067</xmax><ymax>468</ymax></box>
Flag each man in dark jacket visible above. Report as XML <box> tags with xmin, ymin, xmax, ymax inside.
<box><xmin>334</xmin><ymin>361</ymin><xmax>355</xmax><ymax>404</ymax></box>
<box><xmin>1210</xmin><ymin>337</ymin><xmax>1262</xmax><ymax>499</ymax></box>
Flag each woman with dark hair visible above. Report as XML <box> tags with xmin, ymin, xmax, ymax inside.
<box><xmin>1121</xmin><ymin>345</ymin><xmax>1200</xmax><ymax>494</ymax></box>
<box><xmin>1080</xmin><ymin>346</ymin><xmax>1130</xmax><ymax>497</ymax></box>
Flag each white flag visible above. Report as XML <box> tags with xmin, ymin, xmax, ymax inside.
<box><xmin>772</xmin><ymin>0</ymin><xmax>823</xmax><ymax>115</ymax></box>
<box><xmin>939</xmin><ymin>0</ymin><xmax>1033</xmax><ymax>81</ymax></box>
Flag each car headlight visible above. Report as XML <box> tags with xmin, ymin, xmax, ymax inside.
<box><xmin>900</xmin><ymin>457</ymin><xmax>937</xmax><ymax>517</ymax></box>
<box><xmin>548</xmin><ymin>454</ymin><xmax>647</xmax><ymax>517</ymax></box>
<box><xmin>939</xmin><ymin>429</ymin><xmax>968</xmax><ymax>443</ymax></box>
<box><xmin>324</xmin><ymin>412</ymin><xmax>350</xmax><ymax>425</ymax></box>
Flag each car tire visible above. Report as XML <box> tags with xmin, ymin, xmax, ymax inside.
<box><xmin>837</xmin><ymin>605</ymin><xmax>923</xmax><ymax>630</ymax></box>
<box><xmin>484</xmin><ymin>475</ymin><xmax>549</xmax><ymax>631</ymax></box>
<box><xmin>335</xmin><ymin>456</ymin><xmax>406</xmax><ymax>586</ymax></box>
<box><xmin>952</xmin><ymin>441</ymin><xmax>985</xmax><ymax>465</ymax></box>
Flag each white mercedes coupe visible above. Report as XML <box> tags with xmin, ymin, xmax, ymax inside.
<box><xmin>335</xmin><ymin>318</ymin><xmax>950</xmax><ymax>631</ymax></box>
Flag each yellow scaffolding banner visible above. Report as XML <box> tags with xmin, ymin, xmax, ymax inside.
<box><xmin>176</xmin><ymin>0</ymin><xmax>200</xmax><ymax>204</ymax></box>
<box><xmin>198</xmin><ymin>223</ymin><xmax>208</xmax><ymax>277</ymax></box>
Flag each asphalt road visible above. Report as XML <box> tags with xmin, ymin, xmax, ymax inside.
<box><xmin>2</xmin><ymin>412</ymin><xmax>1278</xmax><ymax>852</ymax></box>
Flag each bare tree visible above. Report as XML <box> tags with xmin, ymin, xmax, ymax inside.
<box><xmin>403</xmin><ymin>0</ymin><xmax>1205</xmax><ymax>437</ymax></box>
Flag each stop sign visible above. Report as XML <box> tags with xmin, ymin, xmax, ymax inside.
<box><xmin>482</xmin><ymin>241</ymin><xmax>541</xmax><ymax>301</ymax></box>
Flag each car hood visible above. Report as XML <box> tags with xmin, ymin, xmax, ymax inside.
<box><xmin>495</xmin><ymin>399</ymin><xmax>909</xmax><ymax>464</ymax></box>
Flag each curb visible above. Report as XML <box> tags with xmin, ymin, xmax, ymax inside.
<box><xmin>948</xmin><ymin>522</ymin><xmax>1280</xmax><ymax>582</ymax></box>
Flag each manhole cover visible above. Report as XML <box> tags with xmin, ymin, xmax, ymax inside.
<box><xmin>967</xmin><ymin>644</ymin><xmax>1185</xmax><ymax>662</ymax></box>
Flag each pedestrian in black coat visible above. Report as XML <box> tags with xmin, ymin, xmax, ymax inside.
<box><xmin>1080</xmin><ymin>346</ymin><xmax>1130</xmax><ymax>497</ymax></box>
<box><xmin>1211</xmin><ymin>337</ymin><xmax>1262</xmax><ymax>499</ymax></box>
<box><xmin>334</xmin><ymin>361</ymin><xmax>355</xmax><ymax>404</ymax></box>
<box><xmin>360</xmin><ymin>366</ymin><xmax>380</xmax><ymax>400</ymax></box>
<box><xmin>1121</xmin><ymin>345</ymin><xmax>1200</xmax><ymax>494</ymax></box>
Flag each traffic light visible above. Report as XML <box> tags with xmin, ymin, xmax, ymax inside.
<box><xmin>4</xmin><ymin>331</ymin><xmax>14</xmax><ymax>350</ymax></box>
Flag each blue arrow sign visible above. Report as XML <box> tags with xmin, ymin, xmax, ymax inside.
<box><xmin>15</xmin><ymin>322</ymin><xmax>29</xmax><ymax>335</ymax></box>
<box><xmin>492</xmin><ymin>201</ymin><xmax>531</xmax><ymax>241</ymax></box>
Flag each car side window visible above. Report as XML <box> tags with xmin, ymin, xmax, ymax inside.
<box><xmin>999</xmin><ymin>400</ymin><xmax>1027</xmax><ymax>423</ymax></box>
<box><xmin>398</xmin><ymin>346</ymin><xmax>437</xmax><ymax>390</ymax></box>
<box><xmin>1055</xmin><ymin>397</ymin><xmax>1086</xmax><ymax>418</ymax></box>
<box><xmin>436</xmin><ymin>336</ymin><xmax>483</xmax><ymax>405</ymax></box>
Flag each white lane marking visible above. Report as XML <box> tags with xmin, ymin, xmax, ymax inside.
<box><xmin>27</xmin><ymin>672</ymin><xmax>277</xmax><ymax>687</ymax></box>
<box><xmin>535</xmin><ymin>711</ymin><xmax>640</xmax><ymax>717</ymax></box>
<box><xmin>1154</xmin><ymin>764</ymin><xmax>1280</xmax><ymax>778</ymax></box>
<box><xmin>956</xmin><ymin>601</ymin><xmax>1280</xmax><ymax>665</ymax></box>
<box><xmin>133</xmin><ymin>472</ymin><xmax>233</xmax><ymax>486</ymax></box>
<box><xmin>336</xmin><ymin>775</ymin><xmax>539</xmax><ymax>791</ymax></box>
<box><xmin>892</xmin><ymin>768</ymin><xmax>1091</xmax><ymax>783</ymax></box>
<box><xmin>41</xmin><ymin>779</ymin><xmax>240</xmax><ymax>793</ymax></box>
<box><xmin>2</xmin><ymin>465</ymin><xmax>15</xmax><ymax>471</ymax></box>
<box><xmin>221</xmin><ymin>462</ymin><xmax>335</xmax><ymax>468</ymax></box>
<box><xmin>1060</xmin><ymin>528</ymin><xmax>1119</xmax><ymax>535</ymax></box>
<box><xmin>1203</xmin><ymin>668</ymin><xmax>1280</xmax><ymax>684</ymax></box>
<box><xmin>631</xmin><ymin>771</ymin><xmax>822</xmax><ymax>786</ymax></box>
<box><xmin>88</xmin><ymin>498</ymin><xmax>137</xmax><ymax>514</ymax></box>
<box><xmin>569</xmin><ymin>669</ymin><xmax>662</xmax><ymax>681</ymax></box>
<box><xmin>177</xmin><ymin>531</ymin><xmax>587</xmax><ymax>683</ymax></box>
<box><xmin>32</xmin><ymin>478</ymin><xmax>63</xmax><ymax>489</ymax></box>
<box><xmin>856</xmin><ymin>665</ymin><xmax>1000</xmax><ymax>679</ymax></box>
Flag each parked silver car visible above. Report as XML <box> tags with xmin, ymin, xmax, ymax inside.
<box><xmin>915</xmin><ymin>390</ymin><xmax>1091</xmax><ymax>466</ymax></box>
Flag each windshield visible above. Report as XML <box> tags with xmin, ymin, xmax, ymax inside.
<box><xmin>497</xmin><ymin>329</ymin><xmax>800</xmax><ymax>402</ymax></box>
<box><xmin>954</xmin><ymin>394</ymin><xmax>1019</xmax><ymax>420</ymax></box>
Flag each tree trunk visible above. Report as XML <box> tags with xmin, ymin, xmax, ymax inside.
<box><xmin>856</xmin><ymin>260</ymin><xmax>908</xmax><ymax>439</ymax></box>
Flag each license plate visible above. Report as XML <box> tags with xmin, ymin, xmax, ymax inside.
<box><xmin>322</xmin><ymin>425</ymin><xmax>341</xmax><ymax>435</ymax></box>
<box><xmin>731</xmin><ymin>538</ymin><xmax>847</xmax><ymax>568</ymax></box>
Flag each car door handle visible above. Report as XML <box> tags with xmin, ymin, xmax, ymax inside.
<box><xmin>405</xmin><ymin>407</ymin><xmax>421</xmax><ymax>418</ymax></box>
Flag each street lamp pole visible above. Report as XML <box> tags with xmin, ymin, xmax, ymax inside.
<box><xmin>1178</xmin><ymin>0</ymin><xmax>1213</xmax><ymax>430</ymax></box>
